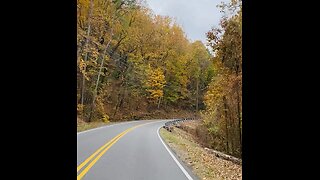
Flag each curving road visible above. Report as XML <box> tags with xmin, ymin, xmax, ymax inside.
<box><xmin>77</xmin><ymin>119</ymin><xmax>198</xmax><ymax>180</ymax></box>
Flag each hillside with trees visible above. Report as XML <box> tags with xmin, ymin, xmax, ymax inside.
<box><xmin>77</xmin><ymin>0</ymin><xmax>242</xmax><ymax>158</ymax></box>
<box><xmin>77</xmin><ymin>0</ymin><xmax>213</xmax><ymax>122</ymax></box>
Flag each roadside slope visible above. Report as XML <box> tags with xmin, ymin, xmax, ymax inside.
<box><xmin>160</xmin><ymin>126</ymin><xmax>242</xmax><ymax>180</ymax></box>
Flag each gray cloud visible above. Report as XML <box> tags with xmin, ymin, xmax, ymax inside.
<box><xmin>144</xmin><ymin>0</ymin><xmax>229</xmax><ymax>44</ymax></box>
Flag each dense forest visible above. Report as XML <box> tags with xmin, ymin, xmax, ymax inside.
<box><xmin>77</xmin><ymin>0</ymin><xmax>213</xmax><ymax>122</ymax></box>
<box><xmin>201</xmin><ymin>0</ymin><xmax>242</xmax><ymax>157</ymax></box>
<box><xmin>77</xmin><ymin>0</ymin><xmax>242</xmax><ymax>157</ymax></box>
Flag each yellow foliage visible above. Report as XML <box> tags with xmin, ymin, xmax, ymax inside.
<box><xmin>77</xmin><ymin>104</ymin><xmax>84</xmax><ymax>113</ymax></box>
<box><xmin>102</xmin><ymin>114</ymin><xmax>110</xmax><ymax>123</ymax></box>
<box><xmin>77</xmin><ymin>104</ymin><xmax>84</xmax><ymax>117</ymax></box>
<box><xmin>145</xmin><ymin>66</ymin><xmax>166</xmax><ymax>102</ymax></box>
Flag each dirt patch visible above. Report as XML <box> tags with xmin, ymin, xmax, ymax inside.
<box><xmin>77</xmin><ymin>117</ymin><xmax>115</xmax><ymax>132</ymax></box>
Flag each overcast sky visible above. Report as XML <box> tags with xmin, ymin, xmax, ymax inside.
<box><xmin>144</xmin><ymin>0</ymin><xmax>229</xmax><ymax>45</ymax></box>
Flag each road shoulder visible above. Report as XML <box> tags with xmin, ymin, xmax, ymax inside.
<box><xmin>159</xmin><ymin>127</ymin><xmax>242</xmax><ymax>180</ymax></box>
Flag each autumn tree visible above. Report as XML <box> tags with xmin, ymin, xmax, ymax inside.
<box><xmin>144</xmin><ymin>66</ymin><xmax>166</xmax><ymax>108</ymax></box>
<box><xmin>202</xmin><ymin>0</ymin><xmax>242</xmax><ymax>157</ymax></box>
<box><xmin>186</xmin><ymin>41</ymin><xmax>212</xmax><ymax>112</ymax></box>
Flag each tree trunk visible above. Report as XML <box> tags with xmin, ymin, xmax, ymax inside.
<box><xmin>88</xmin><ymin>35</ymin><xmax>113</xmax><ymax>122</ymax></box>
<box><xmin>113</xmin><ymin>92</ymin><xmax>124</xmax><ymax>118</ymax></box>
<box><xmin>230</xmin><ymin>103</ymin><xmax>234</xmax><ymax>156</ymax></box>
<box><xmin>113</xmin><ymin>79</ymin><xmax>126</xmax><ymax>118</ymax></box>
<box><xmin>196</xmin><ymin>78</ymin><xmax>199</xmax><ymax>112</ymax></box>
<box><xmin>81</xmin><ymin>0</ymin><xmax>94</xmax><ymax>122</ymax></box>
<box><xmin>88</xmin><ymin>102</ymin><xmax>95</xmax><ymax>122</ymax></box>
<box><xmin>223</xmin><ymin>96</ymin><xmax>229</xmax><ymax>154</ymax></box>
<box><xmin>204</xmin><ymin>148</ymin><xmax>242</xmax><ymax>165</ymax></box>
<box><xmin>237</xmin><ymin>82</ymin><xmax>242</xmax><ymax>155</ymax></box>
<box><xmin>157</xmin><ymin>96</ymin><xmax>161</xmax><ymax>109</ymax></box>
<box><xmin>77</xmin><ymin>44</ymin><xmax>82</xmax><ymax>104</ymax></box>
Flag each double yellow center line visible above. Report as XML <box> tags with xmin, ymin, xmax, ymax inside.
<box><xmin>77</xmin><ymin>122</ymin><xmax>151</xmax><ymax>180</ymax></box>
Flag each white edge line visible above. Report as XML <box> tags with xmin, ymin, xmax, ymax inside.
<box><xmin>157</xmin><ymin>126</ymin><xmax>194</xmax><ymax>180</ymax></box>
<box><xmin>77</xmin><ymin>121</ymin><xmax>136</xmax><ymax>135</ymax></box>
<box><xmin>77</xmin><ymin>119</ymin><xmax>168</xmax><ymax>135</ymax></box>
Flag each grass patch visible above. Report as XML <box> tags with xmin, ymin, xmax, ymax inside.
<box><xmin>77</xmin><ymin>121</ymin><xmax>115</xmax><ymax>132</ymax></box>
<box><xmin>160</xmin><ymin>127</ymin><xmax>242</xmax><ymax>180</ymax></box>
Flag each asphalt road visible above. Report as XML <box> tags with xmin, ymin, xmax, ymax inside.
<box><xmin>77</xmin><ymin>119</ymin><xmax>198</xmax><ymax>180</ymax></box>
